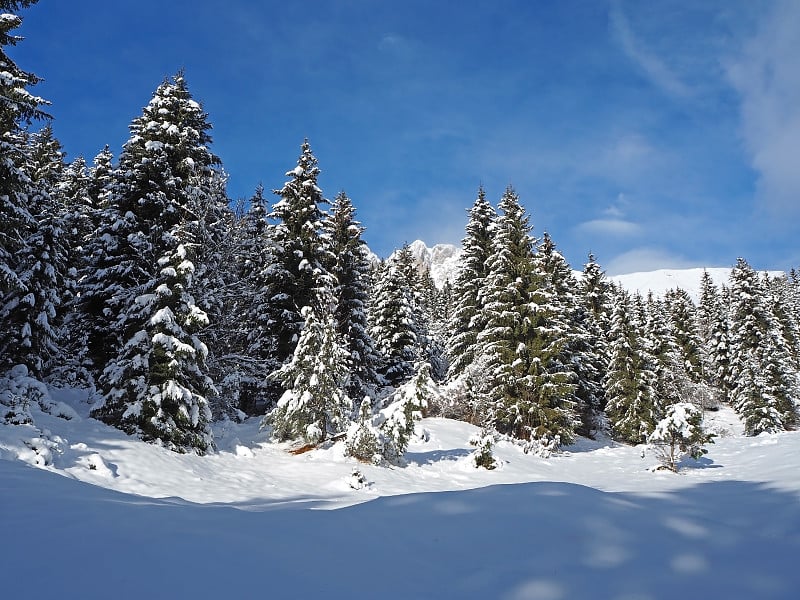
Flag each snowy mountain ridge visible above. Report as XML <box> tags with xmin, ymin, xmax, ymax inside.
<box><xmin>405</xmin><ymin>240</ymin><xmax>785</xmax><ymax>302</ymax></box>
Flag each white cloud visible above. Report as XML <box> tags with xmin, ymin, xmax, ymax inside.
<box><xmin>605</xmin><ymin>247</ymin><xmax>696</xmax><ymax>276</ymax></box>
<box><xmin>576</xmin><ymin>218</ymin><xmax>641</xmax><ymax>237</ymax></box>
<box><xmin>609</xmin><ymin>2</ymin><xmax>692</xmax><ymax>99</ymax></box>
<box><xmin>726</xmin><ymin>0</ymin><xmax>800</xmax><ymax>216</ymax></box>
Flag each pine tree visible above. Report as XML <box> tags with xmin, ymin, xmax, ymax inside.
<box><xmin>2</xmin><ymin>129</ymin><xmax>68</xmax><ymax>380</ymax></box>
<box><xmin>446</xmin><ymin>185</ymin><xmax>496</xmax><ymax>378</ymax></box>
<box><xmin>766</xmin><ymin>274</ymin><xmax>800</xmax><ymax>370</ymax></box>
<box><xmin>643</xmin><ymin>293</ymin><xmax>681</xmax><ymax>410</ymax></box>
<box><xmin>0</xmin><ymin>1</ymin><xmax>61</xmax><ymax>381</ymax></box>
<box><xmin>664</xmin><ymin>288</ymin><xmax>704</xmax><ymax>382</ymax></box>
<box><xmin>369</xmin><ymin>252</ymin><xmax>419</xmax><ymax>387</ymax></box>
<box><xmin>604</xmin><ymin>289</ymin><xmax>659</xmax><ymax>444</ymax></box>
<box><xmin>265</xmin><ymin>139</ymin><xmax>335</xmax><ymax>367</ymax></box>
<box><xmin>322</xmin><ymin>190</ymin><xmax>381</xmax><ymax>402</ymax></box>
<box><xmin>266</xmin><ymin>305</ymin><xmax>350</xmax><ymax>444</ymax></box>
<box><xmin>708</xmin><ymin>284</ymin><xmax>734</xmax><ymax>400</ymax></box>
<box><xmin>478</xmin><ymin>188</ymin><xmax>576</xmax><ymax>444</ymax></box>
<box><xmin>0</xmin><ymin>2</ymin><xmax>39</xmax><ymax>301</ymax></box>
<box><xmin>579</xmin><ymin>253</ymin><xmax>612</xmax><ymax>328</ymax></box>
<box><xmin>648</xmin><ymin>402</ymin><xmax>714</xmax><ymax>472</ymax></box>
<box><xmin>537</xmin><ymin>234</ymin><xmax>602</xmax><ymax>438</ymax></box>
<box><xmin>88</xmin><ymin>72</ymin><xmax>221</xmax><ymax>451</ymax></box>
<box><xmin>209</xmin><ymin>185</ymin><xmax>275</xmax><ymax>416</ymax></box>
<box><xmin>728</xmin><ymin>258</ymin><xmax>797</xmax><ymax>434</ymax></box>
<box><xmin>697</xmin><ymin>270</ymin><xmax>719</xmax><ymax>347</ymax></box>
<box><xmin>88</xmin><ymin>145</ymin><xmax>114</xmax><ymax>209</ymax></box>
<box><xmin>95</xmin><ymin>239</ymin><xmax>214</xmax><ymax>451</ymax></box>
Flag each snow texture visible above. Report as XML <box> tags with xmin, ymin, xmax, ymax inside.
<box><xmin>2</xmin><ymin>388</ymin><xmax>800</xmax><ymax>598</ymax></box>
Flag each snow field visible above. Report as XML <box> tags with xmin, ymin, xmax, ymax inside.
<box><xmin>2</xmin><ymin>390</ymin><xmax>800</xmax><ymax>599</ymax></box>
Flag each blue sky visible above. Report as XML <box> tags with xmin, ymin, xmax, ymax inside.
<box><xmin>10</xmin><ymin>0</ymin><xmax>800</xmax><ymax>273</ymax></box>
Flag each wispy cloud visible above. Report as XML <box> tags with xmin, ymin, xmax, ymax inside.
<box><xmin>605</xmin><ymin>247</ymin><xmax>696</xmax><ymax>276</ymax></box>
<box><xmin>725</xmin><ymin>0</ymin><xmax>800</xmax><ymax>216</ymax></box>
<box><xmin>576</xmin><ymin>218</ymin><xmax>642</xmax><ymax>238</ymax></box>
<box><xmin>609</xmin><ymin>1</ymin><xmax>692</xmax><ymax>99</ymax></box>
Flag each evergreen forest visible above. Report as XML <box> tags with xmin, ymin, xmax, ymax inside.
<box><xmin>3</xmin><ymin>1</ymin><xmax>799</xmax><ymax>461</ymax></box>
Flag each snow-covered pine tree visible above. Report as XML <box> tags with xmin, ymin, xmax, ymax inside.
<box><xmin>266</xmin><ymin>304</ymin><xmax>351</xmax><ymax>444</ymax></box>
<box><xmin>446</xmin><ymin>185</ymin><xmax>496</xmax><ymax>379</ymax></box>
<box><xmin>478</xmin><ymin>188</ymin><xmax>576</xmax><ymax>444</ymax></box>
<box><xmin>3</xmin><ymin>126</ymin><xmax>69</xmax><ymax>380</ymax></box>
<box><xmin>765</xmin><ymin>274</ymin><xmax>800</xmax><ymax>371</ymax></box>
<box><xmin>322</xmin><ymin>190</ymin><xmax>382</xmax><ymax>402</ymax></box>
<box><xmin>642</xmin><ymin>292</ymin><xmax>681</xmax><ymax>410</ymax></box>
<box><xmin>97</xmin><ymin>238</ymin><xmax>215</xmax><ymax>451</ymax></box>
<box><xmin>264</xmin><ymin>139</ymin><xmax>336</xmax><ymax>369</ymax></box>
<box><xmin>664</xmin><ymin>288</ymin><xmax>704</xmax><ymax>383</ymax></box>
<box><xmin>697</xmin><ymin>270</ymin><xmax>718</xmax><ymax>346</ymax></box>
<box><xmin>0</xmin><ymin>1</ymin><xmax>63</xmax><ymax>382</ymax></box>
<box><xmin>537</xmin><ymin>234</ymin><xmax>601</xmax><ymax>438</ymax></box>
<box><xmin>88</xmin><ymin>72</ymin><xmax>222</xmax><ymax>452</ymax></box>
<box><xmin>604</xmin><ymin>289</ymin><xmax>659</xmax><ymax>444</ymax></box>
<box><xmin>0</xmin><ymin>1</ymin><xmax>40</xmax><ymax>308</ymax></box>
<box><xmin>579</xmin><ymin>253</ymin><xmax>612</xmax><ymax>329</ymax></box>
<box><xmin>87</xmin><ymin>145</ymin><xmax>114</xmax><ymax>210</ymax></box>
<box><xmin>707</xmin><ymin>284</ymin><xmax>734</xmax><ymax>401</ymax></box>
<box><xmin>369</xmin><ymin>249</ymin><xmax>420</xmax><ymax>387</ymax></box>
<box><xmin>415</xmin><ymin>268</ymin><xmax>449</xmax><ymax>381</ymax></box>
<box><xmin>728</xmin><ymin>258</ymin><xmax>797</xmax><ymax>435</ymax></box>
<box><xmin>648</xmin><ymin>402</ymin><xmax>714</xmax><ymax>472</ymax></box>
<box><xmin>697</xmin><ymin>270</ymin><xmax>724</xmax><ymax>388</ymax></box>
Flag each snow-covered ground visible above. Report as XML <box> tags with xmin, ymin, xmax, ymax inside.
<box><xmin>2</xmin><ymin>389</ymin><xmax>799</xmax><ymax>599</ymax></box>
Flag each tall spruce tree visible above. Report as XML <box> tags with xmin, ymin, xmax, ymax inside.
<box><xmin>728</xmin><ymin>258</ymin><xmax>797</xmax><ymax>434</ymax></box>
<box><xmin>664</xmin><ymin>288</ymin><xmax>704</xmax><ymax>382</ymax></box>
<box><xmin>264</xmin><ymin>140</ymin><xmax>335</xmax><ymax>368</ymax></box>
<box><xmin>266</xmin><ymin>305</ymin><xmax>350</xmax><ymax>444</ymax></box>
<box><xmin>322</xmin><ymin>191</ymin><xmax>381</xmax><ymax>402</ymax></box>
<box><xmin>369</xmin><ymin>247</ymin><xmax>420</xmax><ymax>387</ymax></box>
<box><xmin>604</xmin><ymin>289</ymin><xmax>659</xmax><ymax>444</ymax></box>
<box><xmin>537</xmin><ymin>233</ymin><xmax>599</xmax><ymax>438</ymax></box>
<box><xmin>88</xmin><ymin>73</ymin><xmax>221</xmax><ymax>452</ymax></box>
<box><xmin>446</xmin><ymin>186</ymin><xmax>496</xmax><ymax>379</ymax></box>
<box><xmin>4</xmin><ymin>126</ymin><xmax>69</xmax><ymax>380</ymax></box>
<box><xmin>478</xmin><ymin>188</ymin><xmax>576</xmax><ymax>443</ymax></box>
<box><xmin>0</xmin><ymin>0</ymin><xmax>61</xmax><ymax>381</ymax></box>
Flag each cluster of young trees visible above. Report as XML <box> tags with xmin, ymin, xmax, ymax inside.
<box><xmin>442</xmin><ymin>190</ymin><xmax>800</xmax><ymax>447</ymax></box>
<box><xmin>2</xmin><ymin>1</ymin><xmax>798</xmax><ymax>459</ymax></box>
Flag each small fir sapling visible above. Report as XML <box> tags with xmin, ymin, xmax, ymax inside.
<box><xmin>469</xmin><ymin>427</ymin><xmax>497</xmax><ymax>469</ymax></box>
<box><xmin>348</xmin><ymin>468</ymin><xmax>368</xmax><ymax>490</ymax></box>
<box><xmin>648</xmin><ymin>402</ymin><xmax>715</xmax><ymax>472</ymax></box>
<box><xmin>345</xmin><ymin>397</ymin><xmax>382</xmax><ymax>464</ymax></box>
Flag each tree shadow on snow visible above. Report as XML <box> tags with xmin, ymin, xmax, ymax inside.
<box><xmin>403</xmin><ymin>447</ymin><xmax>472</xmax><ymax>465</ymax></box>
<box><xmin>3</xmin><ymin>459</ymin><xmax>800</xmax><ymax>600</ymax></box>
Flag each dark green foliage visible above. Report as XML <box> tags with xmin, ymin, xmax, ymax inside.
<box><xmin>265</xmin><ymin>140</ymin><xmax>335</xmax><ymax>366</ymax></box>
<box><xmin>323</xmin><ymin>191</ymin><xmax>382</xmax><ymax>401</ymax></box>
<box><xmin>728</xmin><ymin>258</ymin><xmax>797</xmax><ymax>435</ymax></box>
<box><xmin>87</xmin><ymin>73</ymin><xmax>221</xmax><ymax>452</ymax></box>
<box><xmin>479</xmin><ymin>188</ymin><xmax>577</xmax><ymax>445</ymax></box>
<box><xmin>604</xmin><ymin>290</ymin><xmax>659</xmax><ymax>444</ymax></box>
<box><xmin>447</xmin><ymin>186</ymin><xmax>496</xmax><ymax>378</ymax></box>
